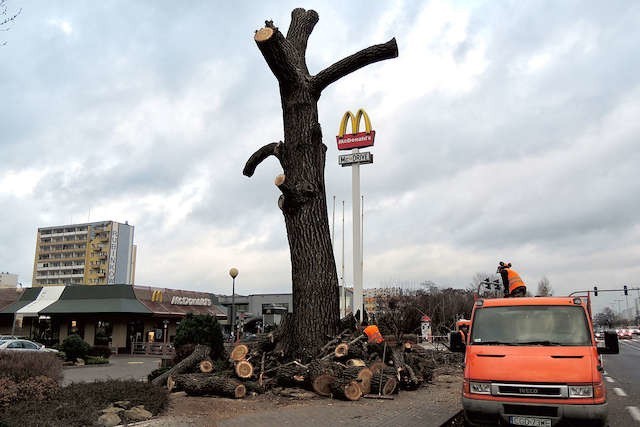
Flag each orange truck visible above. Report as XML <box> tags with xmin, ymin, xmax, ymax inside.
<box><xmin>450</xmin><ymin>295</ymin><xmax>619</xmax><ymax>427</ymax></box>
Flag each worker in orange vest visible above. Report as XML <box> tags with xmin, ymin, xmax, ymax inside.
<box><xmin>497</xmin><ymin>261</ymin><xmax>526</xmax><ymax>297</ymax></box>
<box><xmin>363</xmin><ymin>323</ymin><xmax>384</xmax><ymax>344</ymax></box>
<box><xmin>361</xmin><ymin>321</ymin><xmax>386</xmax><ymax>361</ymax></box>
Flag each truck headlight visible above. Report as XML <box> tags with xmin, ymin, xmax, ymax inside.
<box><xmin>469</xmin><ymin>382</ymin><xmax>491</xmax><ymax>394</ymax></box>
<box><xmin>569</xmin><ymin>385</ymin><xmax>593</xmax><ymax>398</ymax></box>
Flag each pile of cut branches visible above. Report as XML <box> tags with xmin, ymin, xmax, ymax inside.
<box><xmin>153</xmin><ymin>319</ymin><xmax>457</xmax><ymax>402</ymax></box>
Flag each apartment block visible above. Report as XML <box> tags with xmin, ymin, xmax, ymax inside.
<box><xmin>0</xmin><ymin>272</ymin><xmax>18</xmax><ymax>288</ymax></box>
<box><xmin>32</xmin><ymin>221</ymin><xmax>136</xmax><ymax>287</ymax></box>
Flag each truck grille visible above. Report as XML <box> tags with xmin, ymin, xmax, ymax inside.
<box><xmin>491</xmin><ymin>383</ymin><xmax>568</xmax><ymax>398</ymax></box>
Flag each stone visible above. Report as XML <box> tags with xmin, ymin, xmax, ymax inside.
<box><xmin>97</xmin><ymin>413</ymin><xmax>121</xmax><ymax>427</ymax></box>
<box><xmin>113</xmin><ymin>400</ymin><xmax>131</xmax><ymax>409</ymax></box>
<box><xmin>123</xmin><ymin>406</ymin><xmax>153</xmax><ymax>421</ymax></box>
<box><xmin>75</xmin><ymin>358</ymin><xmax>85</xmax><ymax>366</ymax></box>
<box><xmin>101</xmin><ymin>406</ymin><xmax>124</xmax><ymax>414</ymax></box>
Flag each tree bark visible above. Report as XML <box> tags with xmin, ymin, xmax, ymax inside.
<box><xmin>245</xmin><ymin>9</ymin><xmax>398</xmax><ymax>360</ymax></box>
<box><xmin>330</xmin><ymin>378</ymin><xmax>362</xmax><ymax>401</ymax></box>
<box><xmin>173</xmin><ymin>373</ymin><xmax>246</xmax><ymax>398</ymax></box>
<box><xmin>152</xmin><ymin>344</ymin><xmax>210</xmax><ymax>387</ymax></box>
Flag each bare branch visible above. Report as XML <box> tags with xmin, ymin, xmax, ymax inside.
<box><xmin>286</xmin><ymin>8</ymin><xmax>319</xmax><ymax>69</ymax></box>
<box><xmin>243</xmin><ymin>142</ymin><xmax>283</xmax><ymax>177</ymax></box>
<box><xmin>312</xmin><ymin>38</ymin><xmax>399</xmax><ymax>95</ymax></box>
<box><xmin>255</xmin><ymin>24</ymin><xmax>302</xmax><ymax>84</ymax></box>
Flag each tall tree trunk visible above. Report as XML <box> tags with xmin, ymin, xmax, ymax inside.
<box><xmin>244</xmin><ymin>8</ymin><xmax>398</xmax><ymax>360</ymax></box>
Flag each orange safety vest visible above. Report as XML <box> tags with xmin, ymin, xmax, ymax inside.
<box><xmin>364</xmin><ymin>325</ymin><xmax>384</xmax><ymax>344</ymax></box>
<box><xmin>506</xmin><ymin>269</ymin><xmax>526</xmax><ymax>294</ymax></box>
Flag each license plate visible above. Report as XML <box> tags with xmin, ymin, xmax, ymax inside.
<box><xmin>509</xmin><ymin>416</ymin><xmax>552</xmax><ymax>426</ymax></box>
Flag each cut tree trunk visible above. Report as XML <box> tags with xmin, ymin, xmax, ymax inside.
<box><xmin>245</xmin><ymin>9</ymin><xmax>398</xmax><ymax>360</ymax></box>
<box><xmin>199</xmin><ymin>358</ymin><xmax>214</xmax><ymax>373</ymax></box>
<box><xmin>330</xmin><ymin>378</ymin><xmax>362</xmax><ymax>401</ymax></box>
<box><xmin>235</xmin><ymin>360</ymin><xmax>254</xmax><ymax>379</ymax></box>
<box><xmin>152</xmin><ymin>344</ymin><xmax>210</xmax><ymax>387</ymax></box>
<box><xmin>276</xmin><ymin>363</ymin><xmax>308</xmax><ymax>387</ymax></box>
<box><xmin>370</xmin><ymin>374</ymin><xmax>398</xmax><ymax>396</ymax></box>
<box><xmin>173</xmin><ymin>373</ymin><xmax>246</xmax><ymax>398</ymax></box>
<box><xmin>230</xmin><ymin>344</ymin><xmax>249</xmax><ymax>362</ymax></box>
<box><xmin>306</xmin><ymin>360</ymin><xmax>343</xmax><ymax>396</ymax></box>
<box><xmin>342</xmin><ymin>366</ymin><xmax>372</xmax><ymax>395</ymax></box>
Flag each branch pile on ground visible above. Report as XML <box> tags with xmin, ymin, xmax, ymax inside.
<box><xmin>156</xmin><ymin>323</ymin><xmax>461</xmax><ymax>402</ymax></box>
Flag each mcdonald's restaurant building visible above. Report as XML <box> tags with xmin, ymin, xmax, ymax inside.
<box><xmin>0</xmin><ymin>285</ymin><xmax>226</xmax><ymax>353</ymax></box>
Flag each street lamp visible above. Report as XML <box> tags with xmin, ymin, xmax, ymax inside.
<box><xmin>229</xmin><ymin>267</ymin><xmax>239</xmax><ymax>341</ymax></box>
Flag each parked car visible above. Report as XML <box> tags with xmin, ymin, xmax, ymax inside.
<box><xmin>0</xmin><ymin>335</ymin><xmax>18</xmax><ymax>340</ymax></box>
<box><xmin>617</xmin><ymin>329</ymin><xmax>633</xmax><ymax>340</ymax></box>
<box><xmin>0</xmin><ymin>339</ymin><xmax>59</xmax><ymax>352</ymax></box>
<box><xmin>630</xmin><ymin>326</ymin><xmax>640</xmax><ymax>335</ymax></box>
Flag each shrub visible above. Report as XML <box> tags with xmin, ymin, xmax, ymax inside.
<box><xmin>88</xmin><ymin>345</ymin><xmax>112</xmax><ymax>359</ymax></box>
<box><xmin>0</xmin><ymin>379</ymin><xmax>168</xmax><ymax>427</ymax></box>
<box><xmin>0</xmin><ymin>351</ymin><xmax>62</xmax><ymax>383</ymax></box>
<box><xmin>19</xmin><ymin>376</ymin><xmax>60</xmax><ymax>401</ymax></box>
<box><xmin>61</xmin><ymin>334</ymin><xmax>90</xmax><ymax>361</ymax></box>
<box><xmin>174</xmin><ymin>314</ymin><xmax>225</xmax><ymax>361</ymax></box>
<box><xmin>0</xmin><ymin>378</ymin><xmax>18</xmax><ymax>407</ymax></box>
<box><xmin>85</xmin><ymin>356</ymin><xmax>109</xmax><ymax>365</ymax></box>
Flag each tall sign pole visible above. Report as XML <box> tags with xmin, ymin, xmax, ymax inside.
<box><xmin>337</xmin><ymin>109</ymin><xmax>375</xmax><ymax>321</ymax></box>
<box><xmin>352</xmin><ymin>147</ymin><xmax>362</xmax><ymax>319</ymax></box>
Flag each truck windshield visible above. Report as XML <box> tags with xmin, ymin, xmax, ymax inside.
<box><xmin>470</xmin><ymin>305</ymin><xmax>592</xmax><ymax>346</ymax></box>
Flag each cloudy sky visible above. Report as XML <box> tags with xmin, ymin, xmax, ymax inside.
<box><xmin>1</xmin><ymin>1</ymin><xmax>639</xmax><ymax>315</ymax></box>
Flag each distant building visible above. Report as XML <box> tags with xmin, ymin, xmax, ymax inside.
<box><xmin>32</xmin><ymin>221</ymin><xmax>136</xmax><ymax>286</ymax></box>
<box><xmin>217</xmin><ymin>286</ymin><xmax>353</xmax><ymax>331</ymax></box>
<box><xmin>0</xmin><ymin>272</ymin><xmax>18</xmax><ymax>288</ymax></box>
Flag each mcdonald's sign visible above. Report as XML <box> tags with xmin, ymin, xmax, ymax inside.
<box><xmin>336</xmin><ymin>109</ymin><xmax>376</xmax><ymax>151</ymax></box>
<box><xmin>151</xmin><ymin>290</ymin><xmax>163</xmax><ymax>303</ymax></box>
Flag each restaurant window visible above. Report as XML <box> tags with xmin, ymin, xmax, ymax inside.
<box><xmin>94</xmin><ymin>321</ymin><xmax>112</xmax><ymax>346</ymax></box>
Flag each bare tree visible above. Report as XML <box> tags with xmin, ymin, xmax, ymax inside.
<box><xmin>244</xmin><ymin>9</ymin><xmax>398</xmax><ymax>360</ymax></box>
<box><xmin>536</xmin><ymin>276</ymin><xmax>553</xmax><ymax>296</ymax></box>
<box><xmin>0</xmin><ymin>0</ymin><xmax>21</xmax><ymax>46</ymax></box>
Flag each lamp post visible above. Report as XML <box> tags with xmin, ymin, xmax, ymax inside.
<box><xmin>229</xmin><ymin>267</ymin><xmax>239</xmax><ymax>341</ymax></box>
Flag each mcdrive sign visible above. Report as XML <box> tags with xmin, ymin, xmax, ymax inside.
<box><xmin>336</xmin><ymin>109</ymin><xmax>375</xmax><ymax>151</ymax></box>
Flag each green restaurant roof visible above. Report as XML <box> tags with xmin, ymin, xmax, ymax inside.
<box><xmin>0</xmin><ymin>287</ymin><xmax>42</xmax><ymax>314</ymax></box>
<box><xmin>40</xmin><ymin>284</ymin><xmax>151</xmax><ymax>314</ymax></box>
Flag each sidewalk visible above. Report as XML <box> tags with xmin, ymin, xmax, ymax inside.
<box><xmin>138</xmin><ymin>372</ymin><xmax>462</xmax><ymax>427</ymax></box>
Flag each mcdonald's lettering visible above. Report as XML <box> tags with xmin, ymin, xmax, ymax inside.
<box><xmin>151</xmin><ymin>290</ymin><xmax>163</xmax><ymax>303</ymax></box>
<box><xmin>336</xmin><ymin>109</ymin><xmax>376</xmax><ymax>151</ymax></box>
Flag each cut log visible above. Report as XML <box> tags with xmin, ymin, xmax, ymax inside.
<box><xmin>310</xmin><ymin>373</ymin><xmax>336</xmax><ymax>397</ymax></box>
<box><xmin>276</xmin><ymin>363</ymin><xmax>308</xmax><ymax>387</ymax></box>
<box><xmin>403</xmin><ymin>342</ymin><xmax>413</xmax><ymax>352</ymax></box>
<box><xmin>174</xmin><ymin>373</ymin><xmax>246</xmax><ymax>398</ymax></box>
<box><xmin>342</xmin><ymin>366</ymin><xmax>372</xmax><ymax>395</ymax></box>
<box><xmin>370</xmin><ymin>374</ymin><xmax>398</xmax><ymax>396</ymax></box>
<box><xmin>199</xmin><ymin>358</ymin><xmax>214</xmax><ymax>373</ymax></box>
<box><xmin>152</xmin><ymin>344</ymin><xmax>210</xmax><ymax>387</ymax></box>
<box><xmin>167</xmin><ymin>375</ymin><xmax>177</xmax><ymax>392</ymax></box>
<box><xmin>346</xmin><ymin>358</ymin><xmax>366</xmax><ymax>367</ymax></box>
<box><xmin>235</xmin><ymin>360</ymin><xmax>254</xmax><ymax>379</ymax></box>
<box><xmin>306</xmin><ymin>359</ymin><xmax>344</xmax><ymax>396</ymax></box>
<box><xmin>334</xmin><ymin>343</ymin><xmax>349</xmax><ymax>358</ymax></box>
<box><xmin>368</xmin><ymin>361</ymin><xmax>386</xmax><ymax>375</ymax></box>
<box><xmin>230</xmin><ymin>344</ymin><xmax>249</xmax><ymax>362</ymax></box>
<box><xmin>330</xmin><ymin>378</ymin><xmax>362</xmax><ymax>401</ymax></box>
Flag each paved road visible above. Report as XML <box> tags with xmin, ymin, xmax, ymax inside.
<box><xmin>62</xmin><ymin>356</ymin><xmax>161</xmax><ymax>386</ymax></box>
<box><xmin>602</xmin><ymin>337</ymin><xmax>640</xmax><ymax>426</ymax></box>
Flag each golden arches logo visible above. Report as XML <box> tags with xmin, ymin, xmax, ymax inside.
<box><xmin>336</xmin><ymin>108</ymin><xmax>375</xmax><ymax>151</ymax></box>
<box><xmin>151</xmin><ymin>290</ymin><xmax>163</xmax><ymax>303</ymax></box>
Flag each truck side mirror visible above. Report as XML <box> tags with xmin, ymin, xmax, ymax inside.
<box><xmin>450</xmin><ymin>331</ymin><xmax>466</xmax><ymax>353</ymax></box>
<box><xmin>597</xmin><ymin>331</ymin><xmax>619</xmax><ymax>355</ymax></box>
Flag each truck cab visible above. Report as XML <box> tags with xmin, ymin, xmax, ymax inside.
<box><xmin>451</xmin><ymin>296</ymin><xmax>619</xmax><ymax>427</ymax></box>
